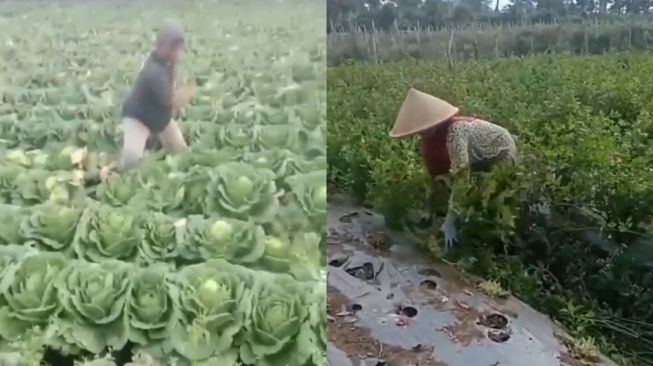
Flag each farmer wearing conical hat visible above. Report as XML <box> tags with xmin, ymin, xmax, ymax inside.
<box><xmin>119</xmin><ymin>19</ymin><xmax>196</xmax><ymax>172</ymax></box>
<box><xmin>390</xmin><ymin>88</ymin><xmax>517</xmax><ymax>249</ymax></box>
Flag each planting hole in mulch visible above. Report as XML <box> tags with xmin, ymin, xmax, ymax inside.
<box><xmin>351</xmin><ymin>303</ymin><xmax>363</xmax><ymax>312</ymax></box>
<box><xmin>397</xmin><ymin>305</ymin><xmax>418</xmax><ymax>318</ymax></box>
<box><xmin>339</xmin><ymin>212</ymin><xmax>359</xmax><ymax>223</ymax></box>
<box><xmin>329</xmin><ymin>255</ymin><xmax>349</xmax><ymax>267</ymax></box>
<box><xmin>479</xmin><ymin>312</ymin><xmax>509</xmax><ymax>329</ymax></box>
<box><xmin>420</xmin><ymin>279</ymin><xmax>438</xmax><ymax>290</ymax></box>
<box><xmin>363</xmin><ymin>359</ymin><xmax>386</xmax><ymax>366</ymax></box>
<box><xmin>345</xmin><ymin>262</ymin><xmax>375</xmax><ymax>280</ymax></box>
<box><xmin>487</xmin><ymin>329</ymin><xmax>511</xmax><ymax>343</ymax></box>
<box><xmin>418</xmin><ymin>268</ymin><xmax>442</xmax><ymax>277</ymax></box>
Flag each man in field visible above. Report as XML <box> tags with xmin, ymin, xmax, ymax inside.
<box><xmin>119</xmin><ymin>20</ymin><xmax>196</xmax><ymax>172</ymax></box>
<box><xmin>389</xmin><ymin>88</ymin><xmax>518</xmax><ymax>249</ymax></box>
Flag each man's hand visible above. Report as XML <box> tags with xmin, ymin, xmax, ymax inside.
<box><xmin>172</xmin><ymin>84</ymin><xmax>196</xmax><ymax>110</ymax></box>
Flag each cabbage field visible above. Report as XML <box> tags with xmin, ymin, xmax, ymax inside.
<box><xmin>0</xmin><ymin>1</ymin><xmax>326</xmax><ymax>365</ymax></box>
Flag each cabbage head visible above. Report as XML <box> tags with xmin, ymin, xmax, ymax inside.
<box><xmin>13</xmin><ymin>170</ymin><xmax>85</xmax><ymax>205</ymax></box>
<box><xmin>170</xmin><ymin>259</ymin><xmax>252</xmax><ymax>361</ymax></box>
<box><xmin>170</xmin><ymin>349</ymin><xmax>241</xmax><ymax>366</ymax></box>
<box><xmin>206</xmin><ymin>162</ymin><xmax>282</xmax><ymax>223</ymax></box>
<box><xmin>139</xmin><ymin>212</ymin><xmax>180</xmax><ymax>265</ymax></box>
<box><xmin>133</xmin><ymin>168</ymin><xmax>185</xmax><ymax>214</ymax></box>
<box><xmin>20</xmin><ymin>203</ymin><xmax>81</xmax><ymax>253</ymax></box>
<box><xmin>306</xmin><ymin>280</ymin><xmax>327</xmax><ymax>366</ymax></box>
<box><xmin>0</xmin><ymin>206</ymin><xmax>23</xmax><ymax>245</ymax></box>
<box><xmin>242</xmin><ymin>149</ymin><xmax>303</xmax><ymax>181</ymax></box>
<box><xmin>0</xmin><ymin>245</ymin><xmax>38</xmax><ymax>284</ymax></box>
<box><xmin>5</xmin><ymin>150</ymin><xmax>31</xmax><ymax>168</ymax></box>
<box><xmin>258</xmin><ymin>235</ymin><xmax>292</xmax><ymax>273</ymax></box>
<box><xmin>300</xmin><ymin>156</ymin><xmax>327</xmax><ymax>173</ymax></box>
<box><xmin>55</xmin><ymin>259</ymin><xmax>132</xmax><ymax>354</ymax></box>
<box><xmin>45</xmin><ymin>145</ymin><xmax>82</xmax><ymax>171</ymax></box>
<box><xmin>299</xmin><ymin>127</ymin><xmax>325</xmax><ymax>160</ymax></box>
<box><xmin>0</xmin><ymin>252</ymin><xmax>67</xmax><ymax>340</ymax></box>
<box><xmin>258</xmin><ymin>232</ymin><xmax>322</xmax><ymax>281</ymax></box>
<box><xmin>12</xmin><ymin>170</ymin><xmax>52</xmax><ymax>205</ymax></box>
<box><xmin>182</xmin><ymin>122</ymin><xmax>217</xmax><ymax>145</ymax></box>
<box><xmin>239</xmin><ymin>275</ymin><xmax>312</xmax><ymax>366</ymax></box>
<box><xmin>182</xmin><ymin>216</ymin><xmax>265</xmax><ymax>264</ymax></box>
<box><xmin>96</xmin><ymin>173</ymin><xmax>139</xmax><ymax>208</ymax></box>
<box><xmin>180</xmin><ymin>166</ymin><xmax>212</xmax><ymax>215</ymax></box>
<box><xmin>217</xmin><ymin>124</ymin><xmax>253</xmax><ymax>150</ymax></box>
<box><xmin>0</xmin><ymin>166</ymin><xmax>19</xmax><ymax>203</ymax></box>
<box><xmin>296</xmin><ymin>100</ymin><xmax>323</xmax><ymax>131</ymax></box>
<box><xmin>253</xmin><ymin>124</ymin><xmax>300</xmax><ymax>153</ymax></box>
<box><xmin>74</xmin><ymin>204</ymin><xmax>143</xmax><ymax>262</ymax></box>
<box><xmin>166</xmin><ymin>147</ymin><xmax>240</xmax><ymax>172</ymax></box>
<box><xmin>287</xmin><ymin>232</ymin><xmax>323</xmax><ymax>281</ymax></box>
<box><xmin>126</xmin><ymin>265</ymin><xmax>178</xmax><ymax>356</ymax></box>
<box><xmin>285</xmin><ymin>170</ymin><xmax>326</xmax><ymax>233</ymax></box>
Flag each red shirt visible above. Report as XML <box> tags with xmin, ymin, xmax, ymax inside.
<box><xmin>420</xmin><ymin>116</ymin><xmax>473</xmax><ymax>176</ymax></box>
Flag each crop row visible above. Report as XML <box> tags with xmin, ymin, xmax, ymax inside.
<box><xmin>0</xmin><ymin>96</ymin><xmax>322</xmax><ymax>128</ymax></box>
<box><xmin>0</xmin><ymin>119</ymin><xmax>325</xmax><ymax>156</ymax></box>
<box><xmin>1</xmin><ymin>143</ymin><xmax>326</xmax><ymax>178</ymax></box>
<box><xmin>0</xmin><ymin>156</ymin><xmax>326</xmax><ymax>232</ymax></box>
<box><xmin>0</xmin><ymin>246</ymin><xmax>325</xmax><ymax>366</ymax></box>
<box><xmin>0</xmin><ymin>198</ymin><xmax>323</xmax><ymax>278</ymax></box>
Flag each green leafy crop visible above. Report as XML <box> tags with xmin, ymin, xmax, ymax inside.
<box><xmin>21</xmin><ymin>203</ymin><xmax>81</xmax><ymax>253</ymax></box>
<box><xmin>206</xmin><ymin>163</ymin><xmax>282</xmax><ymax>223</ymax></box>
<box><xmin>74</xmin><ymin>204</ymin><xmax>143</xmax><ymax>262</ymax></box>
<box><xmin>170</xmin><ymin>260</ymin><xmax>252</xmax><ymax>361</ymax></box>
<box><xmin>55</xmin><ymin>260</ymin><xmax>132</xmax><ymax>354</ymax></box>
<box><xmin>0</xmin><ymin>252</ymin><xmax>67</xmax><ymax>341</ymax></box>
<box><xmin>239</xmin><ymin>276</ymin><xmax>312</xmax><ymax>366</ymax></box>
<box><xmin>139</xmin><ymin>213</ymin><xmax>181</xmax><ymax>265</ymax></box>
<box><xmin>126</xmin><ymin>265</ymin><xmax>178</xmax><ymax>357</ymax></box>
<box><xmin>182</xmin><ymin>216</ymin><xmax>266</xmax><ymax>265</ymax></box>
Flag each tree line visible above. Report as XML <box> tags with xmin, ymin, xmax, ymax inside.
<box><xmin>327</xmin><ymin>0</ymin><xmax>653</xmax><ymax>32</ymax></box>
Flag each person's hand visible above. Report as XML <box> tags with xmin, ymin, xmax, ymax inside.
<box><xmin>440</xmin><ymin>212</ymin><xmax>458</xmax><ymax>250</ymax></box>
<box><xmin>180</xmin><ymin>84</ymin><xmax>195</xmax><ymax>99</ymax></box>
<box><xmin>172</xmin><ymin>85</ymin><xmax>195</xmax><ymax>109</ymax></box>
<box><xmin>186</xmin><ymin>83</ymin><xmax>196</xmax><ymax>98</ymax></box>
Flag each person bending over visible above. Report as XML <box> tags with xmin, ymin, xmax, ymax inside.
<box><xmin>389</xmin><ymin>88</ymin><xmax>517</xmax><ymax>249</ymax></box>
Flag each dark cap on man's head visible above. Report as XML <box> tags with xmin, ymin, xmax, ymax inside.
<box><xmin>156</xmin><ymin>19</ymin><xmax>185</xmax><ymax>47</ymax></box>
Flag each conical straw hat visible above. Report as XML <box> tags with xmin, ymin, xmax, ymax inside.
<box><xmin>389</xmin><ymin>88</ymin><xmax>459</xmax><ymax>138</ymax></box>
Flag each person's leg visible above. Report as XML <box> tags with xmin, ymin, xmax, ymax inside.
<box><xmin>158</xmin><ymin>119</ymin><xmax>188</xmax><ymax>154</ymax></box>
<box><xmin>119</xmin><ymin>117</ymin><xmax>150</xmax><ymax>172</ymax></box>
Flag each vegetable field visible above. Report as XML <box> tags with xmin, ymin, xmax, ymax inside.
<box><xmin>328</xmin><ymin>55</ymin><xmax>653</xmax><ymax>365</ymax></box>
<box><xmin>0</xmin><ymin>1</ymin><xmax>326</xmax><ymax>366</ymax></box>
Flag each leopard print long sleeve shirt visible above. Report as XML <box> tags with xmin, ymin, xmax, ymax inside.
<box><xmin>420</xmin><ymin>117</ymin><xmax>517</xmax><ymax>177</ymax></box>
